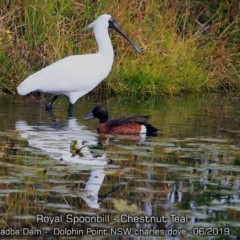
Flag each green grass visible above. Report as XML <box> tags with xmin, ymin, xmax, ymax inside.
<box><xmin>0</xmin><ymin>0</ymin><xmax>239</xmax><ymax>98</ymax></box>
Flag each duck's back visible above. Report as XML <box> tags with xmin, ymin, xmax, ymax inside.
<box><xmin>97</xmin><ymin>115</ymin><xmax>157</xmax><ymax>134</ymax></box>
<box><xmin>107</xmin><ymin>115</ymin><xmax>149</xmax><ymax>126</ymax></box>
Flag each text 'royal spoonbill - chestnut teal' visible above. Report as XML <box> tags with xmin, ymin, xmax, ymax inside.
<box><xmin>17</xmin><ymin>14</ymin><xmax>141</xmax><ymax>115</ymax></box>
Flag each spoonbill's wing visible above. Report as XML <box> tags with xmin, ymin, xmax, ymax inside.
<box><xmin>18</xmin><ymin>54</ymin><xmax>106</xmax><ymax>95</ymax></box>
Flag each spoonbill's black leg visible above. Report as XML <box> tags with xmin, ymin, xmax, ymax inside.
<box><xmin>46</xmin><ymin>95</ymin><xmax>59</xmax><ymax>111</ymax></box>
<box><xmin>46</xmin><ymin>109</ymin><xmax>57</xmax><ymax>121</ymax></box>
<box><xmin>68</xmin><ymin>103</ymin><xmax>74</xmax><ymax>117</ymax></box>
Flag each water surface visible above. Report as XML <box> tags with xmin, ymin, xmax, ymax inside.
<box><xmin>0</xmin><ymin>94</ymin><xmax>240</xmax><ymax>239</ymax></box>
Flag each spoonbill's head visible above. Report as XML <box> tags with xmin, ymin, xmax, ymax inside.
<box><xmin>85</xmin><ymin>14</ymin><xmax>141</xmax><ymax>53</ymax></box>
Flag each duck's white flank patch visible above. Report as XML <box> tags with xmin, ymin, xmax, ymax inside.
<box><xmin>140</xmin><ymin>125</ymin><xmax>147</xmax><ymax>133</ymax></box>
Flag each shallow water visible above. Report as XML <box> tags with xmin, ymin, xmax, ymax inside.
<box><xmin>1</xmin><ymin>94</ymin><xmax>240</xmax><ymax>239</ymax></box>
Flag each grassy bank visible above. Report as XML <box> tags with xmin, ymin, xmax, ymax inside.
<box><xmin>0</xmin><ymin>0</ymin><xmax>239</xmax><ymax>99</ymax></box>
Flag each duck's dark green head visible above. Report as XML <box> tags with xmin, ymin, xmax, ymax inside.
<box><xmin>84</xmin><ymin>106</ymin><xmax>108</xmax><ymax>123</ymax></box>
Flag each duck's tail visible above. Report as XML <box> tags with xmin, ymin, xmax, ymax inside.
<box><xmin>146</xmin><ymin>123</ymin><xmax>159</xmax><ymax>136</ymax></box>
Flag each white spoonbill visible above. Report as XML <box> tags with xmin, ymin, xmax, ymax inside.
<box><xmin>17</xmin><ymin>14</ymin><xmax>141</xmax><ymax>115</ymax></box>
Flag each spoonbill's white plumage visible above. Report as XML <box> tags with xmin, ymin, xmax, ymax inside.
<box><xmin>17</xmin><ymin>14</ymin><xmax>141</xmax><ymax>115</ymax></box>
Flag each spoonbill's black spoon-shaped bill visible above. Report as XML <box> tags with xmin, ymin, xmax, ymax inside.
<box><xmin>17</xmin><ymin>14</ymin><xmax>141</xmax><ymax>116</ymax></box>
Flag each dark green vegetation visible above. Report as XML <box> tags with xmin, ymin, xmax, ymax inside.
<box><xmin>0</xmin><ymin>0</ymin><xmax>240</xmax><ymax>98</ymax></box>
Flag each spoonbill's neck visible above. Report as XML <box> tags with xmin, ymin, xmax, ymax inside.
<box><xmin>94</xmin><ymin>26</ymin><xmax>114</xmax><ymax>67</ymax></box>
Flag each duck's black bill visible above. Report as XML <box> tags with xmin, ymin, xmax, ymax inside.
<box><xmin>109</xmin><ymin>18</ymin><xmax>141</xmax><ymax>53</ymax></box>
<box><xmin>84</xmin><ymin>112</ymin><xmax>94</xmax><ymax>121</ymax></box>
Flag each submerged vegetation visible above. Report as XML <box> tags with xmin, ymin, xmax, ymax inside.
<box><xmin>0</xmin><ymin>0</ymin><xmax>239</xmax><ymax>98</ymax></box>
